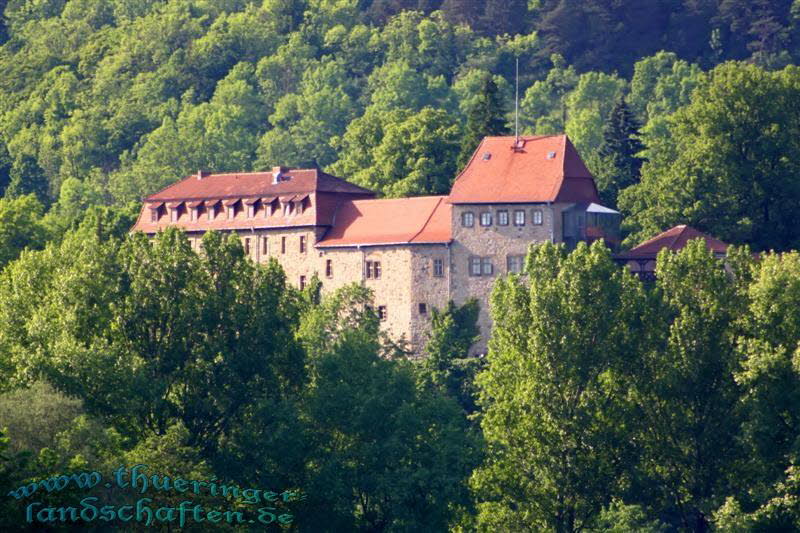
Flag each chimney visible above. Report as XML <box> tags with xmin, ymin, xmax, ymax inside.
<box><xmin>197</xmin><ymin>170</ymin><xmax>210</xmax><ymax>180</ymax></box>
<box><xmin>272</xmin><ymin>166</ymin><xmax>289</xmax><ymax>184</ymax></box>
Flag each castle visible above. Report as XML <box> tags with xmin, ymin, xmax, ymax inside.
<box><xmin>133</xmin><ymin>135</ymin><xmax>623</xmax><ymax>354</ymax></box>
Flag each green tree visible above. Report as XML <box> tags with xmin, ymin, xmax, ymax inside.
<box><xmin>632</xmin><ymin>239</ymin><xmax>744</xmax><ymax>532</ymax></box>
<box><xmin>620</xmin><ymin>62</ymin><xmax>800</xmax><ymax>250</ymax></box>
<box><xmin>456</xmin><ymin>74</ymin><xmax>509</xmax><ymax>172</ymax></box>
<box><xmin>472</xmin><ymin>241</ymin><xmax>646</xmax><ymax>532</ymax></box>
<box><xmin>0</xmin><ymin>194</ymin><xmax>48</xmax><ymax>270</ymax></box>
<box><xmin>420</xmin><ymin>299</ymin><xmax>482</xmax><ymax>413</ymax></box>
<box><xmin>519</xmin><ymin>54</ymin><xmax>578</xmax><ymax>135</ymax></box>
<box><xmin>594</xmin><ymin>97</ymin><xmax>644</xmax><ymax>208</ymax></box>
<box><xmin>735</xmin><ymin>251</ymin><xmax>800</xmax><ymax>495</ymax></box>
<box><xmin>329</xmin><ymin>106</ymin><xmax>461</xmax><ymax>196</ymax></box>
<box><xmin>0</xmin><ymin>227</ymin><xmax>305</xmax><ymax>459</ymax></box>
<box><xmin>297</xmin><ymin>285</ymin><xmax>481</xmax><ymax>531</ymax></box>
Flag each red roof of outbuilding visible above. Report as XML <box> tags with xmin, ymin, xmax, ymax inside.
<box><xmin>618</xmin><ymin>225</ymin><xmax>729</xmax><ymax>259</ymax></box>
<box><xmin>317</xmin><ymin>196</ymin><xmax>452</xmax><ymax>247</ymax></box>
<box><xmin>447</xmin><ymin>135</ymin><xmax>600</xmax><ymax>204</ymax></box>
<box><xmin>145</xmin><ymin>168</ymin><xmax>373</xmax><ymax>201</ymax></box>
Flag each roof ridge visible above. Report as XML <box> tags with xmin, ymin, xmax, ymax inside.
<box><xmin>409</xmin><ymin>197</ymin><xmax>444</xmax><ymax>243</ymax></box>
<box><xmin>631</xmin><ymin>225</ymin><xmax>685</xmax><ymax>251</ymax></box>
<box><xmin>548</xmin><ymin>134</ymin><xmax>568</xmax><ymax>200</ymax></box>
<box><xmin>669</xmin><ymin>225</ymin><xmax>688</xmax><ymax>250</ymax></box>
<box><xmin>145</xmin><ymin>173</ymin><xmax>196</xmax><ymax>200</ymax></box>
<box><xmin>451</xmin><ymin>137</ymin><xmax>486</xmax><ymax>187</ymax></box>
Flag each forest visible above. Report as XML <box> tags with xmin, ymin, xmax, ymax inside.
<box><xmin>2</xmin><ymin>0</ymin><xmax>800</xmax><ymax>531</ymax></box>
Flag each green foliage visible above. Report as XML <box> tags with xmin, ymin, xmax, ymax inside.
<box><xmin>456</xmin><ymin>74</ymin><xmax>509</xmax><ymax>172</ymax></box>
<box><xmin>298</xmin><ymin>285</ymin><xmax>481</xmax><ymax>531</ymax></box>
<box><xmin>420</xmin><ymin>299</ymin><xmax>482</xmax><ymax>413</ymax></box>
<box><xmin>620</xmin><ymin>62</ymin><xmax>800</xmax><ymax>251</ymax></box>
<box><xmin>632</xmin><ymin>239</ymin><xmax>744</xmax><ymax>531</ymax></box>
<box><xmin>591</xmin><ymin>499</ymin><xmax>669</xmax><ymax>532</ymax></box>
<box><xmin>735</xmin><ymin>251</ymin><xmax>800</xmax><ymax>495</ymax></box>
<box><xmin>472</xmin><ymin>241</ymin><xmax>646</xmax><ymax>532</ymax></box>
<box><xmin>594</xmin><ymin>97</ymin><xmax>644</xmax><ymax>208</ymax></box>
<box><xmin>0</xmin><ymin>227</ymin><xmax>305</xmax><ymax>459</ymax></box>
<box><xmin>330</xmin><ymin>106</ymin><xmax>461</xmax><ymax>196</ymax></box>
<box><xmin>0</xmin><ymin>193</ymin><xmax>47</xmax><ymax>270</ymax></box>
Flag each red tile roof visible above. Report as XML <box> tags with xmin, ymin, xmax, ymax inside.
<box><xmin>132</xmin><ymin>169</ymin><xmax>375</xmax><ymax>234</ymax></box>
<box><xmin>618</xmin><ymin>225</ymin><xmax>729</xmax><ymax>259</ymax></box>
<box><xmin>145</xmin><ymin>168</ymin><xmax>373</xmax><ymax>201</ymax></box>
<box><xmin>447</xmin><ymin>135</ymin><xmax>600</xmax><ymax>204</ymax></box>
<box><xmin>317</xmin><ymin>196</ymin><xmax>452</xmax><ymax>247</ymax></box>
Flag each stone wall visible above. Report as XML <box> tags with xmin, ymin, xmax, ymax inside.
<box><xmin>177</xmin><ymin>201</ymin><xmax>576</xmax><ymax>357</ymax></box>
<box><xmin>449</xmin><ymin>203</ymin><xmax>560</xmax><ymax>354</ymax></box>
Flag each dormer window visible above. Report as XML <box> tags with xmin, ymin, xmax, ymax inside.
<box><xmin>224</xmin><ymin>199</ymin><xmax>239</xmax><ymax>220</ymax></box>
<box><xmin>191</xmin><ymin>207</ymin><xmax>198</xmax><ymax>221</ymax></box>
<box><xmin>207</xmin><ymin>202</ymin><xmax>217</xmax><ymax>221</ymax></box>
<box><xmin>262</xmin><ymin>197</ymin><xmax>276</xmax><ymax>217</ymax></box>
<box><xmin>168</xmin><ymin>203</ymin><xmax>182</xmax><ymax>222</ymax></box>
<box><xmin>247</xmin><ymin>204</ymin><xmax>255</xmax><ymax>218</ymax></box>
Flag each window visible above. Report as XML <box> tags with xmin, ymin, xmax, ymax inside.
<box><xmin>366</xmin><ymin>260</ymin><xmax>381</xmax><ymax>279</ymax></box>
<box><xmin>433</xmin><ymin>258</ymin><xmax>444</xmax><ymax>277</ymax></box>
<box><xmin>207</xmin><ymin>204</ymin><xmax>215</xmax><ymax>221</ymax></box>
<box><xmin>480</xmin><ymin>212</ymin><xmax>492</xmax><ymax>226</ymax></box>
<box><xmin>244</xmin><ymin>238</ymin><xmax>251</xmax><ymax>255</ymax></box>
<box><xmin>461</xmin><ymin>211</ymin><xmax>474</xmax><ymax>227</ymax></box>
<box><xmin>532</xmin><ymin>209</ymin><xmax>543</xmax><ymax>225</ymax></box>
<box><xmin>262</xmin><ymin>236</ymin><xmax>268</xmax><ymax>255</ymax></box>
<box><xmin>171</xmin><ymin>208</ymin><xmax>179</xmax><ymax>222</ymax></box>
<box><xmin>481</xmin><ymin>257</ymin><xmax>493</xmax><ymax>275</ymax></box>
<box><xmin>247</xmin><ymin>204</ymin><xmax>255</xmax><ymax>218</ymax></box>
<box><xmin>469</xmin><ymin>256</ymin><xmax>493</xmax><ymax>276</ymax></box>
<box><xmin>227</xmin><ymin>205</ymin><xmax>235</xmax><ymax>219</ymax></box>
<box><xmin>326</xmin><ymin>259</ymin><xmax>333</xmax><ymax>278</ymax></box>
<box><xmin>507</xmin><ymin>255</ymin><xmax>524</xmax><ymax>273</ymax></box>
<box><xmin>299</xmin><ymin>276</ymin><xmax>306</xmax><ymax>290</ymax></box>
<box><xmin>497</xmin><ymin>210</ymin><xmax>509</xmax><ymax>226</ymax></box>
<box><xmin>150</xmin><ymin>209</ymin><xmax>158</xmax><ymax>222</ymax></box>
<box><xmin>300</xmin><ymin>235</ymin><xmax>306</xmax><ymax>253</ymax></box>
<box><xmin>281</xmin><ymin>236</ymin><xmax>286</xmax><ymax>254</ymax></box>
<box><xmin>377</xmin><ymin>306</ymin><xmax>387</xmax><ymax>321</ymax></box>
<box><xmin>514</xmin><ymin>209</ymin><xmax>526</xmax><ymax>226</ymax></box>
<box><xmin>469</xmin><ymin>257</ymin><xmax>482</xmax><ymax>276</ymax></box>
<box><xmin>418</xmin><ymin>303</ymin><xmax>427</xmax><ymax>315</ymax></box>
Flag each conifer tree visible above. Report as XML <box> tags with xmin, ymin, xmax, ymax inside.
<box><xmin>456</xmin><ymin>75</ymin><xmax>508</xmax><ymax>172</ymax></box>
<box><xmin>596</xmin><ymin>96</ymin><xmax>644</xmax><ymax>207</ymax></box>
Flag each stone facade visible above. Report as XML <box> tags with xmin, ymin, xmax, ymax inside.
<box><xmin>449</xmin><ymin>203</ymin><xmax>560</xmax><ymax>353</ymax></box>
